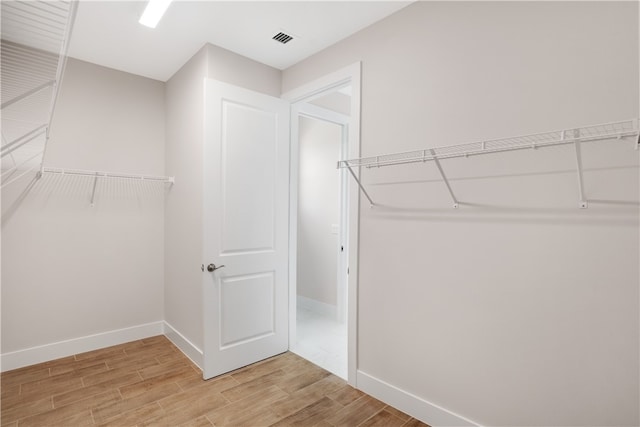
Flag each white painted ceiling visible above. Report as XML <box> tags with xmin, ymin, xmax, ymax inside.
<box><xmin>68</xmin><ymin>1</ymin><xmax>411</xmax><ymax>82</ymax></box>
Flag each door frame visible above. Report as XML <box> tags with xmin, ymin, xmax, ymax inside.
<box><xmin>282</xmin><ymin>62</ymin><xmax>361</xmax><ymax>386</ymax></box>
<box><xmin>295</xmin><ymin>103</ymin><xmax>350</xmax><ymax>325</ymax></box>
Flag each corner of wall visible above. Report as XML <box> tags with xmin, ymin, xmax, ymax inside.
<box><xmin>204</xmin><ymin>43</ymin><xmax>281</xmax><ymax>97</ymax></box>
<box><xmin>164</xmin><ymin>45</ymin><xmax>209</xmax><ymax>353</ymax></box>
<box><xmin>163</xmin><ymin>321</ymin><xmax>203</xmax><ymax>369</ymax></box>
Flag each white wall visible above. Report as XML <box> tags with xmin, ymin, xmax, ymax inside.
<box><xmin>283</xmin><ymin>2</ymin><xmax>639</xmax><ymax>426</ymax></box>
<box><xmin>164</xmin><ymin>44</ymin><xmax>281</xmax><ymax>359</ymax></box>
<box><xmin>164</xmin><ymin>46</ymin><xmax>209</xmax><ymax>361</ymax></box>
<box><xmin>206</xmin><ymin>44</ymin><xmax>281</xmax><ymax>98</ymax></box>
<box><xmin>297</xmin><ymin>116</ymin><xmax>341</xmax><ymax>306</ymax></box>
<box><xmin>1</xmin><ymin>59</ymin><xmax>165</xmax><ymax>362</ymax></box>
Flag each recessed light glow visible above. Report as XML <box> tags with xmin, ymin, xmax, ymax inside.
<box><xmin>139</xmin><ymin>0</ymin><xmax>173</xmax><ymax>28</ymax></box>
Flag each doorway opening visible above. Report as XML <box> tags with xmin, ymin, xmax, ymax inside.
<box><xmin>292</xmin><ymin>92</ymin><xmax>350</xmax><ymax>378</ymax></box>
<box><xmin>284</xmin><ymin>62</ymin><xmax>361</xmax><ymax>386</ymax></box>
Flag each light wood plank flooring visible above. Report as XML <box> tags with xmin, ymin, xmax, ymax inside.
<box><xmin>1</xmin><ymin>336</ymin><xmax>429</xmax><ymax>426</ymax></box>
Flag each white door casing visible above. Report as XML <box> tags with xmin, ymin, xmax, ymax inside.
<box><xmin>283</xmin><ymin>62</ymin><xmax>362</xmax><ymax>386</ymax></box>
<box><xmin>203</xmin><ymin>79</ymin><xmax>290</xmax><ymax>380</ymax></box>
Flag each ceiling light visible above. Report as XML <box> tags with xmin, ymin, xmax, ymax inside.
<box><xmin>139</xmin><ymin>0</ymin><xmax>172</xmax><ymax>28</ymax></box>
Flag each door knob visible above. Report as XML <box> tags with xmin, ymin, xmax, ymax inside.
<box><xmin>207</xmin><ymin>263</ymin><xmax>225</xmax><ymax>272</ymax></box>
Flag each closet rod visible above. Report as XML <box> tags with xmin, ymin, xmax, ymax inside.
<box><xmin>41</xmin><ymin>167</ymin><xmax>175</xmax><ymax>183</ymax></box>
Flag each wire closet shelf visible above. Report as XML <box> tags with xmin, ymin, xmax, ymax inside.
<box><xmin>41</xmin><ymin>168</ymin><xmax>175</xmax><ymax>183</ymax></box>
<box><xmin>0</xmin><ymin>1</ymin><xmax>174</xmax><ymax>195</ymax></box>
<box><xmin>1</xmin><ymin>0</ymin><xmax>78</xmax><ymax>188</ymax></box>
<box><xmin>40</xmin><ymin>168</ymin><xmax>175</xmax><ymax>207</ymax></box>
<box><xmin>337</xmin><ymin>119</ymin><xmax>640</xmax><ymax>209</ymax></box>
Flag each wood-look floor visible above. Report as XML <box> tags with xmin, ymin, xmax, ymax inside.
<box><xmin>1</xmin><ymin>336</ymin><xmax>430</xmax><ymax>427</ymax></box>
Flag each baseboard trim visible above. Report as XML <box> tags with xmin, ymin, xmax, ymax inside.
<box><xmin>297</xmin><ymin>295</ymin><xmax>337</xmax><ymax>319</ymax></box>
<box><xmin>1</xmin><ymin>321</ymin><xmax>164</xmax><ymax>372</ymax></box>
<box><xmin>356</xmin><ymin>370</ymin><xmax>481</xmax><ymax>427</ymax></box>
<box><xmin>163</xmin><ymin>321</ymin><xmax>203</xmax><ymax>369</ymax></box>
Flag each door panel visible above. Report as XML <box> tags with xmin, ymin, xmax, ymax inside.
<box><xmin>219</xmin><ymin>271</ymin><xmax>275</xmax><ymax>348</ymax></box>
<box><xmin>221</xmin><ymin>101</ymin><xmax>276</xmax><ymax>254</ymax></box>
<box><xmin>203</xmin><ymin>79</ymin><xmax>289</xmax><ymax>379</ymax></box>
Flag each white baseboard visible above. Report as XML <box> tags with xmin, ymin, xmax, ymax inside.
<box><xmin>1</xmin><ymin>321</ymin><xmax>164</xmax><ymax>372</ymax></box>
<box><xmin>356</xmin><ymin>370</ymin><xmax>482</xmax><ymax>427</ymax></box>
<box><xmin>297</xmin><ymin>295</ymin><xmax>337</xmax><ymax>319</ymax></box>
<box><xmin>0</xmin><ymin>320</ymin><xmax>204</xmax><ymax>374</ymax></box>
<box><xmin>163</xmin><ymin>321</ymin><xmax>203</xmax><ymax>370</ymax></box>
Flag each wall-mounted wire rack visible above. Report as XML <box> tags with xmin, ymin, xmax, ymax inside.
<box><xmin>338</xmin><ymin>119</ymin><xmax>640</xmax><ymax>209</ymax></box>
<box><xmin>0</xmin><ymin>1</ymin><xmax>175</xmax><ymax>207</ymax></box>
<box><xmin>1</xmin><ymin>0</ymin><xmax>78</xmax><ymax>189</ymax></box>
<box><xmin>40</xmin><ymin>167</ymin><xmax>175</xmax><ymax>206</ymax></box>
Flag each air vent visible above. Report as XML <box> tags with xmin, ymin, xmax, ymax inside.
<box><xmin>272</xmin><ymin>32</ymin><xmax>293</xmax><ymax>44</ymax></box>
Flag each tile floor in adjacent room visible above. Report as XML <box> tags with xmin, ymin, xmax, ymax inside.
<box><xmin>0</xmin><ymin>335</ymin><xmax>430</xmax><ymax>427</ymax></box>
<box><xmin>292</xmin><ymin>306</ymin><xmax>347</xmax><ymax>380</ymax></box>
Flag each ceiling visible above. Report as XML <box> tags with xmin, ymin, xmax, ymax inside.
<box><xmin>68</xmin><ymin>1</ymin><xmax>412</xmax><ymax>82</ymax></box>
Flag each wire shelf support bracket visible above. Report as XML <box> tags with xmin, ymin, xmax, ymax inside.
<box><xmin>345</xmin><ymin>165</ymin><xmax>375</xmax><ymax>208</ymax></box>
<box><xmin>337</xmin><ymin>119</ymin><xmax>640</xmax><ymax>209</ymax></box>
<box><xmin>571</xmin><ymin>129</ymin><xmax>588</xmax><ymax>209</ymax></box>
<box><xmin>0</xmin><ymin>80</ymin><xmax>56</xmax><ymax>110</ymax></box>
<box><xmin>429</xmin><ymin>148</ymin><xmax>458</xmax><ymax>209</ymax></box>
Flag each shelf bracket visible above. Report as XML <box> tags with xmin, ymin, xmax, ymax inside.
<box><xmin>430</xmin><ymin>149</ymin><xmax>459</xmax><ymax>208</ymax></box>
<box><xmin>90</xmin><ymin>172</ymin><xmax>99</xmax><ymax>207</ymax></box>
<box><xmin>572</xmin><ymin>129</ymin><xmax>588</xmax><ymax>209</ymax></box>
<box><xmin>0</xmin><ymin>80</ymin><xmax>56</xmax><ymax>110</ymax></box>
<box><xmin>346</xmin><ymin>165</ymin><xmax>375</xmax><ymax>208</ymax></box>
<box><xmin>1</xmin><ymin>132</ymin><xmax>17</xmax><ymax>168</ymax></box>
<box><xmin>1</xmin><ymin>124</ymin><xmax>48</xmax><ymax>158</ymax></box>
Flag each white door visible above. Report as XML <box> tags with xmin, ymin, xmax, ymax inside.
<box><xmin>203</xmin><ymin>79</ymin><xmax>290</xmax><ymax>380</ymax></box>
